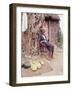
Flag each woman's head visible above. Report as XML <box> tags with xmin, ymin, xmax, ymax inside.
<box><xmin>39</xmin><ymin>28</ymin><xmax>45</xmax><ymax>34</ymax></box>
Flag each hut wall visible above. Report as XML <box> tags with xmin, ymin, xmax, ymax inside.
<box><xmin>22</xmin><ymin>13</ymin><xmax>44</xmax><ymax>55</ymax></box>
<box><xmin>48</xmin><ymin>20</ymin><xmax>60</xmax><ymax>43</ymax></box>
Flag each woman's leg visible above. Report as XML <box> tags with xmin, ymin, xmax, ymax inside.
<box><xmin>41</xmin><ymin>42</ymin><xmax>54</xmax><ymax>58</ymax></box>
<box><xmin>51</xmin><ymin>45</ymin><xmax>54</xmax><ymax>58</ymax></box>
<box><xmin>45</xmin><ymin>43</ymin><xmax>54</xmax><ymax>58</ymax></box>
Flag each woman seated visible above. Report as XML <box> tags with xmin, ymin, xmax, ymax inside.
<box><xmin>37</xmin><ymin>28</ymin><xmax>54</xmax><ymax>58</ymax></box>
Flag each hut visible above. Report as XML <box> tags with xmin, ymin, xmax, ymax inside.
<box><xmin>21</xmin><ymin>13</ymin><xmax>61</xmax><ymax>56</ymax></box>
<box><xmin>44</xmin><ymin>14</ymin><xmax>60</xmax><ymax>43</ymax></box>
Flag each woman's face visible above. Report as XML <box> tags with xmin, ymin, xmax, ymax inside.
<box><xmin>42</xmin><ymin>29</ymin><xmax>45</xmax><ymax>34</ymax></box>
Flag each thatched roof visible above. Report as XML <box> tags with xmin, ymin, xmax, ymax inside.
<box><xmin>45</xmin><ymin>14</ymin><xmax>60</xmax><ymax>21</ymax></box>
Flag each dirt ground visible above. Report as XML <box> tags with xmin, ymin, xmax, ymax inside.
<box><xmin>41</xmin><ymin>46</ymin><xmax>63</xmax><ymax>76</ymax></box>
<box><xmin>21</xmin><ymin>45</ymin><xmax>63</xmax><ymax>77</ymax></box>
